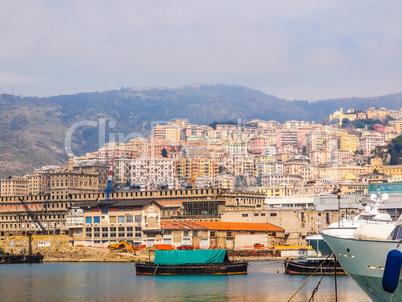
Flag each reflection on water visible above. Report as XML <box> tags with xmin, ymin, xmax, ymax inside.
<box><xmin>0</xmin><ymin>261</ymin><xmax>369</xmax><ymax>301</ymax></box>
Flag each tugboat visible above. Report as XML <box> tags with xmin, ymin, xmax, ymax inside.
<box><xmin>0</xmin><ymin>233</ymin><xmax>44</xmax><ymax>264</ymax></box>
<box><xmin>135</xmin><ymin>249</ymin><xmax>248</xmax><ymax>275</ymax></box>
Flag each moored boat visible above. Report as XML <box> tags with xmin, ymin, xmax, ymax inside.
<box><xmin>0</xmin><ymin>253</ymin><xmax>44</xmax><ymax>264</ymax></box>
<box><xmin>135</xmin><ymin>249</ymin><xmax>248</xmax><ymax>275</ymax></box>
<box><xmin>284</xmin><ymin>256</ymin><xmax>345</xmax><ymax>275</ymax></box>
<box><xmin>321</xmin><ymin>221</ymin><xmax>400</xmax><ymax>301</ymax></box>
<box><xmin>0</xmin><ymin>237</ymin><xmax>44</xmax><ymax>264</ymax></box>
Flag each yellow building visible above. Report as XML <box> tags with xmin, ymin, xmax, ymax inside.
<box><xmin>389</xmin><ymin>120</ymin><xmax>402</xmax><ymax>134</ymax></box>
<box><xmin>336</xmin><ymin>133</ymin><xmax>359</xmax><ymax>152</ymax></box>
<box><xmin>26</xmin><ymin>173</ymin><xmax>46</xmax><ymax>195</ymax></box>
<box><xmin>373</xmin><ymin>165</ymin><xmax>402</xmax><ymax>175</ymax></box>
<box><xmin>256</xmin><ymin>185</ymin><xmax>295</xmax><ymax>197</ymax></box>
<box><xmin>0</xmin><ymin>176</ymin><xmax>28</xmax><ymax>196</ymax></box>
<box><xmin>153</xmin><ymin>124</ymin><xmax>181</xmax><ymax>143</ymax></box>
<box><xmin>50</xmin><ymin>169</ymin><xmax>100</xmax><ymax>200</ymax></box>
<box><xmin>367</xmin><ymin>107</ymin><xmax>390</xmax><ymax>121</ymax></box>
<box><xmin>339</xmin><ymin>182</ymin><xmax>368</xmax><ymax>195</ymax></box>
<box><xmin>329</xmin><ymin>166</ymin><xmax>369</xmax><ymax>180</ymax></box>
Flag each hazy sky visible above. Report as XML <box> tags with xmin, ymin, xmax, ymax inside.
<box><xmin>1</xmin><ymin>0</ymin><xmax>402</xmax><ymax>101</ymax></box>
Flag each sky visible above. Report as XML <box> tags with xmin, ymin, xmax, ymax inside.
<box><xmin>1</xmin><ymin>0</ymin><xmax>402</xmax><ymax>101</ymax></box>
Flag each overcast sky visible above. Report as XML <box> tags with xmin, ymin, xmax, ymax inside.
<box><xmin>1</xmin><ymin>1</ymin><xmax>402</xmax><ymax>101</ymax></box>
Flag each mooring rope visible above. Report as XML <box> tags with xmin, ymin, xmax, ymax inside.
<box><xmin>308</xmin><ymin>254</ymin><xmax>336</xmax><ymax>302</ymax></box>
<box><xmin>287</xmin><ymin>254</ymin><xmax>333</xmax><ymax>302</ymax></box>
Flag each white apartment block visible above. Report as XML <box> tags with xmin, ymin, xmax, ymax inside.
<box><xmin>359</xmin><ymin>132</ymin><xmax>386</xmax><ymax>156</ymax></box>
<box><xmin>130</xmin><ymin>158</ymin><xmax>175</xmax><ymax>188</ymax></box>
<box><xmin>256</xmin><ymin>161</ymin><xmax>283</xmax><ymax>178</ymax></box>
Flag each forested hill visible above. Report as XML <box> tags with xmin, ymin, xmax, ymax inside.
<box><xmin>0</xmin><ymin>84</ymin><xmax>401</xmax><ymax>177</ymax></box>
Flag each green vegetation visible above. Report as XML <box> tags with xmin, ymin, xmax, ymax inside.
<box><xmin>209</xmin><ymin>120</ymin><xmax>237</xmax><ymax>130</ymax></box>
<box><xmin>342</xmin><ymin>118</ymin><xmax>383</xmax><ymax>130</ymax></box>
<box><xmin>388</xmin><ymin>135</ymin><xmax>402</xmax><ymax>165</ymax></box>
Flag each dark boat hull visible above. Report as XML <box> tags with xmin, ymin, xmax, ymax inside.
<box><xmin>135</xmin><ymin>262</ymin><xmax>248</xmax><ymax>275</ymax></box>
<box><xmin>0</xmin><ymin>254</ymin><xmax>44</xmax><ymax>264</ymax></box>
<box><xmin>284</xmin><ymin>259</ymin><xmax>345</xmax><ymax>275</ymax></box>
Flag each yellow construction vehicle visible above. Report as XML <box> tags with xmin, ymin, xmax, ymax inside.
<box><xmin>109</xmin><ymin>241</ymin><xmax>137</xmax><ymax>254</ymax></box>
<box><xmin>189</xmin><ymin>171</ymin><xmax>202</xmax><ymax>189</ymax></box>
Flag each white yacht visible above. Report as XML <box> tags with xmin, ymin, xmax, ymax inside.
<box><xmin>321</xmin><ymin>192</ymin><xmax>400</xmax><ymax>302</ymax></box>
<box><xmin>322</xmin><ymin>221</ymin><xmax>401</xmax><ymax>302</ymax></box>
<box><xmin>307</xmin><ymin>193</ymin><xmax>392</xmax><ymax>256</ymax></box>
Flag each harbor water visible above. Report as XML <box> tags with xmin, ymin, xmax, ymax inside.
<box><xmin>0</xmin><ymin>261</ymin><xmax>369</xmax><ymax>301</ymax></box>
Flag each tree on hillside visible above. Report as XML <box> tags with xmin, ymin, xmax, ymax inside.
<box><xmin>209</xmin><ymin>120</ymin><xmax>237</xmax><ymax>130</ymax></box>
<box><xmin>388</xmin><ymin>135</ymin><xmax>402</xmax><ymax>165</ymax></box>
<box><xmin>390</xmin><ymin>150</ymin><xmax>399</xmax><ymax>165</ymax></box>
<box><xmin>341</xmin><ymin>118</ymin><xmax>349</xmax><ymax>127</ymax></box>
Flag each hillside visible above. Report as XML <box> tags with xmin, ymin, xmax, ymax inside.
<box><xmin>0</xmin><ymin>84</ymin><xmax>401</xmax><ymax>178</ymax></box>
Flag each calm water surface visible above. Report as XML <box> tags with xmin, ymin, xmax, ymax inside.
<box><xmin>0</xmin><ymin>261</ymin><xmax>369</xmax><ymax>301</ymax></box>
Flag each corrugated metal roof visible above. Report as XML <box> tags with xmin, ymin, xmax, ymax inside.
<box><xmin>161</xmin><ymin>220</ymin><xmax>209</xmax><ymax>230</ymax></box>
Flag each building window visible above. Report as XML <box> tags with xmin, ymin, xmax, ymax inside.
<box><xmin>94</xmin><ymin>217</ymin><xmax>100</xmax><ymax>224</ymax></box>
<box><xmin>210</xmin><ymin>231</ymin><xmax>216</xmax><ymax>237</ymax></box>
<box><xmin>127</xmin><ymin>227</ymin><xmax>133</xmax><ymax>237</ymax></box>
<box><xmin>126</xmin><ymin>215</ymin><xmax>133</xmax><ymax>223</ymax></box>
<box><xmin>242</xmin><ymin>214</ymin><xmax>248</xmax><ymax>217</ymax></box>
<box><xmin>118</xmin><ymin>227</ymin><xmax>125</xmax><ymax>237</ymax></box>
<box><xmin>135</xmin><ymin>227</ymin><xmax>142</xmax><ymax>238</ymax></box>
<box><xmin>118</xmin><ymin>216</ymin><xmax>125</xmax><ymax>223</ymax></box>
<box><xmin>85</xmin><ymin>228</ymin><xmax>92</xmax><ymax>238</ymax></box>
<box><xmin>102</xmin><ymin>227</ymin><xmax>108</xmax><ymax>237</ymax></box>
<box><xmin>93</xmin><ymin>227</ymin><xmax>100</xmax><ymax>238</ymax></box>
<box><xmin>85</xmin><ymin>217</ymin><xmax>92</xmax><ymax>224</ymax></box>
<box><xmin>110</xmin><ymin>227</ymin><xmax>116</xmax><ymax>237</ymax></box>
<box><xmin>261</xmin><ymin>213</ymin><xmax>266</xmax><ymax>216</ymax></box>
<box><xmin>193</xmin><ymin>230</ymin><xmax>198</xmax><ymax>237</ymax></box>
<box><xmin>110</xmin><ymin>216</ymin><xmax>116</xmax><ymax>223</ymax></box>
<box><xmin>183</xmin><ymin>230</ymin><xmax>190</xmax><ymax>237</ymax></box>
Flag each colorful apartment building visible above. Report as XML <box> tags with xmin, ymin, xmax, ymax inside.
<box><xmin>336</xmin><ymin>133</ymin><xmax>359</xmax><ymax>153</ymax></box>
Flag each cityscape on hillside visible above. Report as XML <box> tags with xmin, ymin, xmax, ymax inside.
<box><xmin>2</xmin><ymin>106</ymin><xmax>401</xmax><ymax>195</ymax></box>
<box><xmin>1</xmin><ymin>105</ymin><xmax>401</xmax><ymax>250</ymax></box>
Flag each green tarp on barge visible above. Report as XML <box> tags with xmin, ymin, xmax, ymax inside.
<box><xmin>154</xmin><ymin>249</ymin><xmax>229</xmax><ymax>265</ymax></box>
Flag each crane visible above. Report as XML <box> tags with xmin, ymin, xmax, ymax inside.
<box><xmin>189</xmin><ymin>171</ymin><xmax>202</xmax><ymax>189</ymax></box>
<box><xmin>102</xmin><ymin>158</ymin><xmax>114</xmax><ymax>215</ymax></box>
<box><xmin>18</xmin><ymin>197</ymin><xmax>48</xmax><ymax>235</ymax></box>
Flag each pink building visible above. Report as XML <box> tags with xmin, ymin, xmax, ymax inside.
<box><xmin>248</xmin><ymin>135</ymin><xmax>269</xmax><ymax>154</ymax></box>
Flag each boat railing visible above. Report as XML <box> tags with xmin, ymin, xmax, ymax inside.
<box><xmin>316</xmin><ymin>211</ymin><xmax>360</xmax><ymax>233</ymax></box>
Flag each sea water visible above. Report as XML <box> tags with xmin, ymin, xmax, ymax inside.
<box><xmin>0</xmin><ymin>261</ymin><xmax>369</xmax><ymax>301</ymax></box>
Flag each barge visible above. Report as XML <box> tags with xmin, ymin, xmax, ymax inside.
<box><xmin>0</xmin><ymin>233</ymin><xmax>44</xmax><ymax>264</ymax></box>
<box><xmin>136</xmin><ymin>249</ymin><xmax>248</xmax><ymax>275</ymax></box>
<box><xmin>284</xmin><ymin>257</ymin><xmax>345</xmax><ymax>275</ymax></box>
<box><xmin>0</xmin><ymin>253</ymin><xmax>44</xmax><ymax>264</ymax></box>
